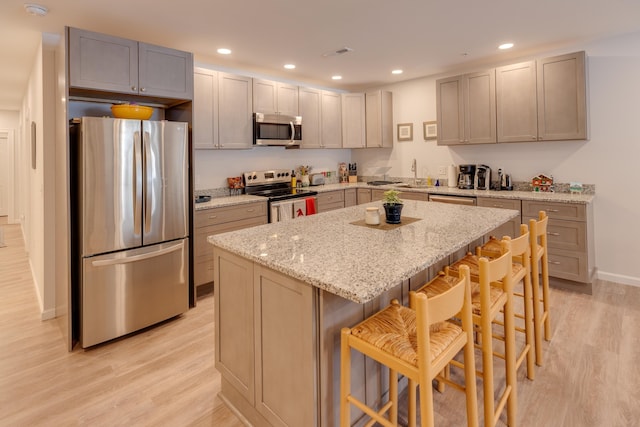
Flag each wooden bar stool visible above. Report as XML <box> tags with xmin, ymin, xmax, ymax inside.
<box><xmin>340</xmin><ymin>265</ymin><xmax>478</xmax><ymax>427</ymax></box>
<box><xmin>418</xmin><ymin>240</ymin><xmax>517</xmax><ymax>427</ymax></box>
<box><xmin>471</xmin><ymin>225</ymin><xmax>536</xmax><ymax>380</ymax></box>
<box><xmin>529</xmin><ymin>211</ymin><xmax>551</xmax><ymax>366</ymax></box>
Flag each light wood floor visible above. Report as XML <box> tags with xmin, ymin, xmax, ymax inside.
<box><xmin>1</xmin><ymin>217</ymin><xmax>639</xmax><ymax>426</ymax></box>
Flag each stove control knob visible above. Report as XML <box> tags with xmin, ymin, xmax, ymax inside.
<box><xmin>284</xmin><ymin>171</ymin><xmax>289</xmax><ymax>177</ymax></box>
<box><xmin>277</xmin><ymin>172</ymin><xmax>282</xmax><ymax>177</ymax></box>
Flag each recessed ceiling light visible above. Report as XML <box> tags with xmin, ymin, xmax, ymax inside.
<box><xmin>499</xmin><ymin>43</ymin><xmax>514</xmax><ymax>50</ymax></box>
<box><xmin>24</xmin><ymin>3</ymin><xmax>48</xmax><ymax>16</ymax></box>
<box><xmin>391</xmin><ymin>69</ymin><xmax>403</xmax><ymax>75</ymax></box>
<box><xmin>332</xmin><ymin>75</ymin><xmax>342</xmax><ymax>80</ymax></box>
<box><xmin>284</xmin><ymin>64</ymin><xmax>296</xmax><ymax>70</ymax></box>
<box><xmin>217</xmin><ymin>48</ymin><xmax>232</xmax><ymax>55</ymax></box>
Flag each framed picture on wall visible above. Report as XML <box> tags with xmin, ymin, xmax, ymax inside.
<box><xmin>397</xmin><ymin>123</ymin><xmax>413</xmax><ymax>141</ymax></box>
<box><xmin>423</xmin><ymin>121</ymin><xmax>437</xmax><ymax>140</ymax></box>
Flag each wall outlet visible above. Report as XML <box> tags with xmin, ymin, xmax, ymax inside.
<box><xmin>438</xmin><ymin>166</ymin><xmax>446</xmax><ymax>175</ymax></box>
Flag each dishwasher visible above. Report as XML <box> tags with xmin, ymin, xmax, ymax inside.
<box><xmin>428</xmin><ymin>194</ymin><xmax>477</xmax><ymax>206</ymax></box>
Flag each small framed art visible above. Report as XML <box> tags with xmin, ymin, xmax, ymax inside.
<box><xmin>397</xmin><ymin>123</ymin><xmax>413</xmax><ymax>141</ymax></box>
<box><xmin>423</xmin><ymin>121</ymin><xmax>437</xmax><ymax>140</ymax></box>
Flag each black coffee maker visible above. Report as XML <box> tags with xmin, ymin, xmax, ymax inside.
<box><xmin>475</xmin><ymin>164</ymin><xmax>491</xmax><ymax>190</ymax></box>
<box><xmin>457</xmin><ymin>164</ymin><xmax>476</xmax><ymax>189</ymax></box>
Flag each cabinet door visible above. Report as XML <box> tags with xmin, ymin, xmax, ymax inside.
<box><xmin>299</xmin><ymin>87</ymin><xmax>322</xmax><ymax>149</ymax></box>
<box><xmin>344</xmin><ymin>189</ymin><xmax>357</xmax><ymax>207</ymax></box>
<box><xmin>138</xmin><ymin>43</ymin><xmax>193</xmax><ymax>100</ymax></box>
<box><xmin>436</xmin><ymin>75</ymin><xmax>464</xmax><ymax>145</ymax></box>
<box><xmin>277</xmin><ymin>83</ymin><xmax>299</xmax><ymax>116</ymax></box>
<box><xmin>465</xmin><ymin>69</ymin><xmax>496</xmax><ymax>144</ymax></box>
<box><xmin>537</xmin><ymin>51</ymin><xmax>587</xmax><ymax>141</ymax></box>
<box><xmin>219</xmin><ymin>72</ymin><xmax>253</xmax><ymax>149</ymax></box>
<box><xmin>356</xmin><ymin>188</ymin><xmax>372</xmax><ymax>205</ymax></box>
<box><xmin>341</xmin><ymin>93</ymin><xmax>366</xmax><ymax>148</ymax></box>
<box><xmin>496</xmin><ymin>61</ymin><xmax>538</xmax><ymax>142</ymax></box>
<box><xmin>253</xmin><ymin>79</ymin><xmax>278</xmax><ymax>113</ymax></box>
<box><xmin>193</xmin><ymin>68</ymin><xmax>218</xmax><ymax>149</ymax></box>
<box><xmin>321</xmin><ymin>91</ymin><xmax>343</xmax><ymax>148</ymax></box>
<box><xmin>365</xmin><ymin>90</ymin><xmax>393</xmax><ymax>148</ymax></box>
<box><xmin>68</xmin><ymin>27</ymin><xmax>138</xmax><ymax>94</ymax></box>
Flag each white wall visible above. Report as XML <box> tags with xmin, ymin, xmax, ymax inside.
<box><xmin>0</xmin><ymin>110</ymin><xmax>19</xmax><ymax>128</ymax></box>
<box><xmin>351</xmin><ymin>31</ymin><xmax>640</xmax><ymax>285</ymax></box>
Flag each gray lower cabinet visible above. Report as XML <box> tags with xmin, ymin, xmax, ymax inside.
<box><xmin>193</xmin><ymin>201</ymin><xmax>267</xmax><ymax>288</ymax></box>
<box><xmin>523</xmin><ymin>200</ymin><xmax>594</xmax><ymax>288</ymax></box>
<box><xmin>344</xmin><ymin>188</ymin><xmax>357</xmax><ymax>207</ymax></box>
<box><xmin>317</xmin><ymin>190</ymin><xmax>345</xmax><ymax>212</ymax></box>
<box><xmin>68</xmin><ymin>27</ymin><xmax>193</xmax><ymax>100</ymax></box>
<box><xmin>356</xmin><ymin>188</ymin><xmax>372</xmax><ymax>204</ymax></box>
<box><xmin>477</xmin><ymin>197</ymin><xmax>522</xmax><ymax>241</ymax></box>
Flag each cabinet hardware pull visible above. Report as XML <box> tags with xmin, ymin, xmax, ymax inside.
<box><xmin>131</xmin><ymin>86</ymin><xmax>137</xmax><ymax>91</ymax></box>
<box><xmin>140</xmin><ymin>87</ymin><xmax>146</xmax><ymax>92</ymax></box>
<box><xmin>550</xmin><ymin>261</ymin><xmax>561</xmax><ymax>265</ymax></box>
<box><xmin>246</xmin><ymin>209</ymin><xmax>255</xmax><ymax>212</ymax></box>
<box><xmin>208</xmin><ymin>215</ymin><xmax>217</xmax><ymax>219</ymax></box>
<box><xmin>548</xmin><ymin>232</ymin><xmax>560</xmax><ymax>236</ymax></box>
<box><xmin>546</xmin><ymin>209</ymin><xmax>559</xmax><ymax>212</ymax></box>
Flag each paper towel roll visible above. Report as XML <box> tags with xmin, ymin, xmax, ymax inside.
<box><xmin>447</xmin><ymin>165</ymin><xmax>458</xmax><ymax>188</ymax></box>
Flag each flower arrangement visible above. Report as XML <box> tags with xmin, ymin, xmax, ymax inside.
<box><xmin>296</xmin><ymin>165</ymin><xmax>312</xmax><ymax>176</ymax></box>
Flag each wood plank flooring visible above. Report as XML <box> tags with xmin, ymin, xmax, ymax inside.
<box><xmin>1</xmin><ymin>216</ymin><xmax>639</xmax><ymax>426</ymax></box>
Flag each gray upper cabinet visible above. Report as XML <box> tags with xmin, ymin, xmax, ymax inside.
<box><xmin>536</xmin><ymin>51</ymin><xmax>587</xmax><ymax>141</ymax></box>
<box><xmin>437</xmin><ymin>70</ymin><xmax>496</xmax><ymax>145</ymax></box>
<box><xmin>321</xmin><ymin>90</ymin><xmax>342</xmax><ymax>148</ymax></box>
<box><xmin>496</xmin><ymin>51</ymin><xmax>587</xmax><ymax>143</ymax></box>
<box><xmin>496</xmin><ymin>61</ymin><xmax>538</xmax><ymax>143</ymax></box>
<box><xmin>298</xmin><ymin>87</ymin><xmax>322</xmax><ymax>149</ymax></box>
<box><xmin>252</xmin><ymin>79</ymin><xmax>298</xmax><ymax>116</ymax></box>
<box><xmin>193</xmin><ymin>68</ymin><xmax>252</xmax><ymax>149</ymax></box>
<box><xmin>365</xmin><ymin>90</ymin><xmax>393</xmax><ymax>148</ymax></box>
<box><xmin>341</xmin><ymin>93</ymin><xmax>366</xmax><ymax>148</ymax></box>
<box><xmin>68</xmin><ymin>27</ymin><xmax>193</xmax><ymax>101</ymax></box>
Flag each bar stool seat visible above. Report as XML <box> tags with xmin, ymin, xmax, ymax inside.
<box><xmin>340</xmin><ymin>265</ymin><xmax>478</xmax><ymax>427</ymax></box>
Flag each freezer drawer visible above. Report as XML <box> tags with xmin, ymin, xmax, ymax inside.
<box><xmin>81</xmin><ymin>239</ymin><xmax>189</xmax><ymax>348</ymax></box>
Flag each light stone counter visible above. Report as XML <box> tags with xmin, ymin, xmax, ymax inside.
<box><xmin>194</xmin><ymin>194</ymin><xmax>266</xmax><ymax>211</ymax></box>
<box><xmin>209</xmin><ymin>200</ymin><xmax>517</xmax><ymax>303</ymax></box>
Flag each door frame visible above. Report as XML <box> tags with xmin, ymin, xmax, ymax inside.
<box><xmin>0</xmin><ymin>129</ymin><xmax>15</xmax><ymax>223</ymax></box>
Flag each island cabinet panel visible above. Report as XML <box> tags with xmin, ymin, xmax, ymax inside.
<box><xmin>214</xmin><ymin>248</ymin><xmax>255</xmax><ymax>406</ymax></box>
<box><xmin>254</xmin><ymin>266</ymin><xmax>317</xmax><ymax>427</ymax></box>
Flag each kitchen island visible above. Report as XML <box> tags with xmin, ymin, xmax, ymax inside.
<box><xmin>209</xmin><ymin>200</ymin><xmax>518</xmax><ymax>427</ymax></box>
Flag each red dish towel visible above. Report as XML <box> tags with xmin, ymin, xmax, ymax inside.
<box><xmin>305</xmin><ymin>197</ymin><xmax>316</xmax><ymax>215</ymax></box>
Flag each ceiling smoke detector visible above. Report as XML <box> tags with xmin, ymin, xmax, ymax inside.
<box><xmin>322</xmin><ymin>47</ymin><xmax>354</xmax><ymax>57</ymax></box>
<box><xmin>24</xmin><ymin>3</ymin><xmax>48</xmax><ymax>16</ymax></box>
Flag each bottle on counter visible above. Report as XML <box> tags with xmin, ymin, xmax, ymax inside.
<box><xmin>291</xmin><ymin>170</ymin><xmax>297</xmax><ymax>188</ymax></box>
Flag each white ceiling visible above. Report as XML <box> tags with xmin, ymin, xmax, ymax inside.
<box><xmin>1</xmin><ymin>0</ymin><xmax>639</xmax><ymax>111</ymax></box>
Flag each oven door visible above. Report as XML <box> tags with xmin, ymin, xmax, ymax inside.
<box><xmin>254</xmin><ymin>113</ymin><xmax>302</xmax><ymax>146</ymax></box>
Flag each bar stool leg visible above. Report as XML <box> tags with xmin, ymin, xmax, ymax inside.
<box><xmin>530</xmin><ymin>255</ymin><xmax>544</xmax><ymax>366</ymax></box>
<box><xmin>408</xmin><ymin>379</ymin><xmax>417</xmax><ymax>427</ymax></box>
<box><xmin>504</xmin><ymin>290</ymin><xmax>518</xmax><ymax>426</ymax></box>
<box><xmin>340</xmin><ymin>328</ymin><xmax>351</xmax><ymax>427</ymax></box>
<box><xmin>541</xmin><ymin>250</ymin><xmax>551</xmax><ymax>341</ymax></box>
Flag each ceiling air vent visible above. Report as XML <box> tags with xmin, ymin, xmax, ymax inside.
<box><xmin>322</xmin><ymin>47</ymin><xmax>354</xmax><ymax>57</ymax></box>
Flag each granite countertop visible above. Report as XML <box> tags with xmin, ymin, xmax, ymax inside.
<box><xmin>194</xmin><ymin>194</ymin><xmax>266</xmax><ymax>211</ymax></box>
<box><xmin>209</xmin><ymin>200</ymin><xmax>518</xmax><ymax>304</ymax></box>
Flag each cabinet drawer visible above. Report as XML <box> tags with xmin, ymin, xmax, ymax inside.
<box><xmin>546</xmin><ymin>249</ymin><xmax>589</xmax><ymax>283</ymax></box>
<box><xmin>522</xmin><ymin>200</ymin><xmax>585</xmax><ymax>221</ymax></box>
<box><xmin>196</xmin><ymin>216</ymin><xmax>268</xmax><ymax>258</ymax></box>
<box><xmin>477</xmin><ymin>197</ymin><xmax>521</xmax><ymax>211</ymax></box>
<box><xmin>195</xmin><ymin>201</ymin><xmax>267</xmax><ymax>227</ymax></box>
<box><xmin>524</xmin><ymin>216</ymin><xmax>587</xmax><ymax>252</ymax></box>
<box><xmin>399</xmin><ymin>192</ymin><xmax>428</xmax><ymax>201</ymax></box>
<box><xmin>317</xmin><ymin>190</ymin><xmax>344</xmax><ymax>204</ymax></box>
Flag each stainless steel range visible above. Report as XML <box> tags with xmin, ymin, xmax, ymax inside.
<box><xmin>243</xmin><ymin>169</ymin><xmax>318</xmax><ymax>222</ymax></box>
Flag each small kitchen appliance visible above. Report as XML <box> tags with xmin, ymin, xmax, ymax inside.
<box><xmin>457</xmin><ymin>164</ymin><xmax>476</xmax><ymax>189</ymax></box>
<box><xmin>253</xmin><ymin>113</ymin><xmax>302</xmax><ymax>146</ymax></box>
<box><xmin>475</xmin><ymin>164</ymin><xmax>491</xmax><ymax>190</ymax></box>
<box><xmin>244</xmin><ymin>169</ymin><xmax>318</xmax><ymax>222</ymax></box>
<box><xmin>497</xmin><ymin>168</ymin><xmax>513</xmax><ymax>191</ymax></box>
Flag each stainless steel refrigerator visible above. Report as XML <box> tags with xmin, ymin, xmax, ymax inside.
<box><xmin>77</xmin><ymin>117</ymin><xmax>189</xmax><ymax>348</ymax></box>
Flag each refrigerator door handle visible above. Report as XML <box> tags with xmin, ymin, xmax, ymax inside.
<box><xmin>143</xmin><ymin>130</ymin><xmax>152</xmax><ymax>234</ymax></box>
<box><xmin>133</xmin><ymin>130</ymin><xmax>143</xmax><ymax>235</ymax></box>
<box><xmin>90</xmin><ymin>241</ymin><xmax>184</xmax><ymax>267</ymax></box>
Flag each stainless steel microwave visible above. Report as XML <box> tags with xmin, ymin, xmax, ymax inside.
<box><xmin>253</xmin><ymin>113</ymin><xmax>302</xmax><ymax>146</ymax></box>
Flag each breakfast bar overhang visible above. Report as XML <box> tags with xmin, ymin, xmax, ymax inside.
<box><xmin>209</xmin><ymin>200</ymin><xmax>518</xmax><ymax>427</ymax></box>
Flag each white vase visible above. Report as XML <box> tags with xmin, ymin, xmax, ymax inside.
<box><xmin>301</xmin><ymin>175</ymin><xmax>310</xmax><ymax>187</ymax></box>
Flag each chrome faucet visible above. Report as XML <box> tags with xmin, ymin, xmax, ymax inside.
<box><xmin>411</xmin><ymin>158</ymin><xmax>417</xmax><ymax>184</ymax></box>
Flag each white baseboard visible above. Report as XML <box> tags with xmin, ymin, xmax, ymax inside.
<box><xmin>597</xmin><ymin>271</ymin><xmax>640</xmax><ymax>287</ymax></box>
